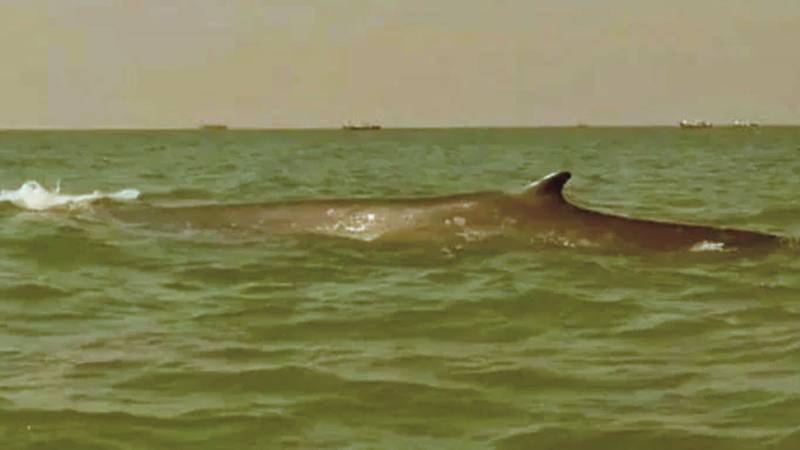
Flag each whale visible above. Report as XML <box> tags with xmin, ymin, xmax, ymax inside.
<box><xmin>106</xmin><ymin>171</ymin><xmax>782</xmax><ymax>252</ymax></box>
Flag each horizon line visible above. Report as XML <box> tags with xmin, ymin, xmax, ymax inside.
<box><xmin>2</xmin><ymin>124</ymin><xmax>799</xmax><ymax>131</ymax></box>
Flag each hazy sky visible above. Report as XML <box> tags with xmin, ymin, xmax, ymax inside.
<box><xmin>2</xmin><ymin>0</ymin><xmax>799</xmax><ymax>128</ymax></box>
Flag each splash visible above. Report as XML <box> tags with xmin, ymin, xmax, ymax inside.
<box><xmin>0</xmin><ymin>180</ymin><xmax>139</xmax><ymax>211</ymax></box>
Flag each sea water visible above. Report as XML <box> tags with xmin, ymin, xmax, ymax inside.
<box><xmin>1</xmin><ymin>128</ymin><xmax>799</xmax><ymax>449</ymax></box>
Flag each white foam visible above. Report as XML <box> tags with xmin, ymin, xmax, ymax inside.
<box><xmin>690</xmin><ymin>241</ymin><xmax>727</xmax><ymax>252</ymax></box>
<box><xmin>0</xmin><ymin>180</ymin><xmax>139</xmax><ymax>211</ymax></box>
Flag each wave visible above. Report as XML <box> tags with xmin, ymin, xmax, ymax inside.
<box><xmin>0</xmin><ymin>180</ymin><xmax>139</xmax><ymax>211</ymax></box>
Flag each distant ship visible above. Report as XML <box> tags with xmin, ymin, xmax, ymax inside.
<box><xmin>732</xmin><ymin>120</ymin><xmax>759</xmax><ymax>128</ymax></box>
<box><xmin>200</xmin><ymin>124</ymin><xmax>228</xmax><ymax>130</ymax></box>
<box><xmin>679</xmin><ymin>120</ymin><xmax>713</xmax><ymax>129</ymax></box>
<box><xmin>342</xmin><ymin>122</ymin><xmax>381</xmax><ymax>131</ymax></box>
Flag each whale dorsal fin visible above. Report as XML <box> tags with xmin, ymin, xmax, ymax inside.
<box><xmin>523</xmin><ymin>171</ymin><xmax>571</xmax><ymax>199</ymax></box>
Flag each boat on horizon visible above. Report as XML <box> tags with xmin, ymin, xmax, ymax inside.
<box><xmin>732</xmin><ymin>120</ymin><xmax>759</xmax><ymax>128</ymax></box>
<box><xmin>342</xmin><ymin>122</ymin><xmax>381</xmax><ymax>131</ymax></box>
<box><xmin>200</xmin><ymin>124</ymin><xmax>228</xmax><ymax>131</ymax></box>
<box><xmin>679</xmin><ymin>120</ymin><xmax>713</xmax><ymax>129</ymax></box>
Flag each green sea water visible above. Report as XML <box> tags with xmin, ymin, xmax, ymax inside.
<box><xmin>1</xmin><ymin>128</ymin><xmax>799</xmax><ymax>449</ymax></box>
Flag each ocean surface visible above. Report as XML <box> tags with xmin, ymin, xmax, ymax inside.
<box><xmin>1</xmin><ymin>127</ymin><xmax>799</xmax><ymax>449</ymax></box>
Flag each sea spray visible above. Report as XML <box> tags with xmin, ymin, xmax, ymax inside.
<box><xmin>0</xmin><ymin>180</ymin><xmax>139</xmax><ymax>211</ymax></box>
